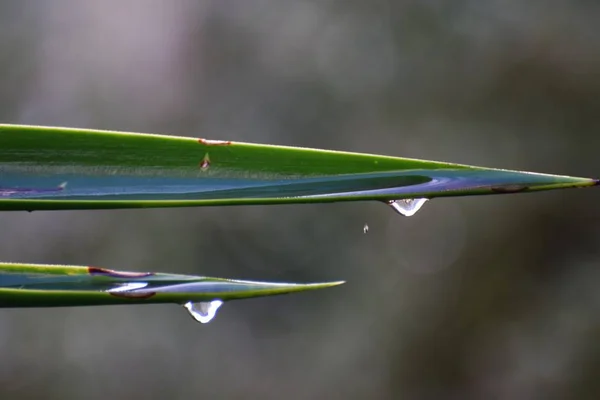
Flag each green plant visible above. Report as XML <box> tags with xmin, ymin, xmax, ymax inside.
<box><xmin>0</xmin><ymin>262</ymin><xmax>342</xmax><ymax>323</ymax></box>
<box><xmin>0</xmin><ymin>124</ymin><xmax>596</xmax><ymax>322</ymax></box>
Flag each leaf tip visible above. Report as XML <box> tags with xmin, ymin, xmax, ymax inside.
<box><xmin>304</xmin><ymin>280</ymin><xmax>346</xmax><ymax>290</ymax></box>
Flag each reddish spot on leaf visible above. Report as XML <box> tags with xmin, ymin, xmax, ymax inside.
<box><xmin>491</xmin><ymin>185</ymin><xmax>528</xmax><ymax>193</ymax></box>
<box><xmin>198</xmin><ymin>138</ymin><xmax>232</xmax><ymax>146</ymax></box>
<box><xmin>200</xmin><ymin>153</ymin><xmax>210</xmax><ymax>170</ymax></box>
<box><xmin>88</xmin><ymin>267</ymin><xmax>153</xmax><ymax>278</ymax></box>
<box><xmin>109</xmin><ymin>291</ymin><xmax>156</xmax><ymax>299</ymax></box>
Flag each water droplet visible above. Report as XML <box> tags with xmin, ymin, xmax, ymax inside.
<box><xmin>363</xmin><ymin>224</ymin><xmax>369</xmax><ymax>233</ymax></box>
<box><xmin>387</xmin><ymin>198</ymin><xmax>428</xmax><ymax>217</ymax></box>
<box><xmin>183</xmin><ymin>300</ymin><xmax>223</xmax><ymax>323</ymax></box>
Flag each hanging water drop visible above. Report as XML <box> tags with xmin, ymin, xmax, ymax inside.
<box><xmin>183</xmin><ymin>299</ymin><xmax>224</xmax><ymax>323</ymax></box>
<box><xmin>387</xmin><ymin>198</ymin><xmax>428</xmax><ymax>217</ymax></box>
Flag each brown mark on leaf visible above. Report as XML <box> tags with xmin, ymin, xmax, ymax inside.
<box><xmin>200</xmin><ymin>153</ymin><xmax>210</xmax><ymax>170</ymax></box>
<box><xmin>491</xmin><ymin>185</ymin><xmax>528</xmax><ymax>193</ymax></box>
<box><xmin>88</xmin><ymin>267</ymin><xmax>153</xmax><ymax>278</ymax></box>
<box><xmin>109</xmin><ymin>291</ymin><xmax>156</xmax><ymax>299</ymax></box>
<box><xmin>198</xmin><ymin>138</ymin><xmax>232</xmax><ymax>146</ymax></box>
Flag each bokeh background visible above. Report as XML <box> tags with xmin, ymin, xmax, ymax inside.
<box><xmin>1</xmin><ymin>1</ymin><xmax>599</xmax><ymax>399</ymax></box>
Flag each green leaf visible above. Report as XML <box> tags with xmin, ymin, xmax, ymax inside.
<box><xmin>0</xmin><ymin>124</ymin><xmax>596</xmax><ymax>212</ymax></box>
<box><xmin>0</xmin><ymin>263</ymin><xmax>343</xmax><ymax>322</ymax></box>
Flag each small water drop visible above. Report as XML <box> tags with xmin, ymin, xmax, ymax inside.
<box><xmin>363</xmin><ymin>224</ymin><xmax>369</xmax><ymax>234</ymax></box>
<box><xmin>387</xmin><ymin>198</ymin><xmax>428</xmax><ymax>217</ymax></box>
<box><xmin>183</xmin><ymin>299</ymin><xmax>223</xmax><ymax>323</ymax></box>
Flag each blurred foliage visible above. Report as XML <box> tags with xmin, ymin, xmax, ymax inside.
<box><xmin>0</xmin><ymin>1</ymin><xmax>598</xmax><ymax>399</ymax></box>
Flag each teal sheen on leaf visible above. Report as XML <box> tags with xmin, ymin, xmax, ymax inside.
<box><xmin>0</xmin><ymin>124</ymin><xmax>597</xmax><ymax>212</ymax></box>
<box><xmin>0</xmin><ymin>263</ymin><xmax>344</xmax><ymax>323</ymax></box>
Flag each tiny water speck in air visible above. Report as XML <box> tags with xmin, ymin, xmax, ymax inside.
<box><xmin>363</xmin><ymin>224</ymin><xmax>369</xmax><ymax>234</ymax></box>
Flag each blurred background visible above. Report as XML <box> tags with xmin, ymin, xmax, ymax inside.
<box><xmin>0</xmin><ymin>1</ymin><xmax>599</xmax><ymax>399</ymax></box>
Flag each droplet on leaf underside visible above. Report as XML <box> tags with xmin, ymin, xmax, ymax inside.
<box><xmin>387</xmin><ymin>198</ymin><xmax>428</xmax><ymax>217</ymax></box>
<box><xmin>183</xmin><ymin>300</ymin><xmax>224</xmax><ymax>323</ymax></box>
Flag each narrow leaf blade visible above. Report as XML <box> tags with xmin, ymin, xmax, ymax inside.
<box><xmin>0</xmin><ymin>263</ymin><xmax>344</xmax><ymax>308</ymax></box>
<box><xmin>0</xmin><ymin>124</ymin><xmax>596</xmax><ymax>211</ymax></box>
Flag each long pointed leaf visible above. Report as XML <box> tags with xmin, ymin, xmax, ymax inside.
<box><xmin>0</xmin><ymin>124</ymin><xmax>596</xmax><ymax>211</ymax></box>
<box><xmin>0</xmin><ymin>263</ymin><xmax>343</xmax><ymax>308</ymax></box>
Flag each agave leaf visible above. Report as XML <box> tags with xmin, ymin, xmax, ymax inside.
<box><xmin>0</xmin><ymin>263</ymin><xmax>343</xmax><ymax>309</ymax></box>
<box><xmin>0</xmin><ymin>124</ymin><xmax>596</xmax><ymax>211</ymax></box>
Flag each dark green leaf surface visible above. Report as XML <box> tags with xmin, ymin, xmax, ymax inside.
<box><xmin>0</xmin><ymin>263</ymin><xmax>343</xmax><ymax>308</ymax></box>
<box><xmin>0</xmin><ymin>124</ymin><xmax>596</xmax><ymax>211</ymax></box>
